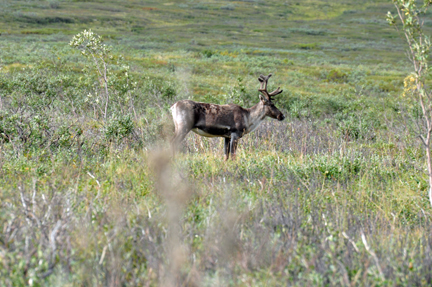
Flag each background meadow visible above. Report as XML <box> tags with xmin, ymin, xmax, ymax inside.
<box><xmin>1</xmin><ymin>0</ymin><xmax>432</xmax><ymax>286</ymax></box>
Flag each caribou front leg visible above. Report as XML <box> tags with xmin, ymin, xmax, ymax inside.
<box><xmin>229</xmin><ymin>134</ymin><xmax>240</xmax><ymax>160</ymax></box>
<box><xmin>224</xmin><ymin>137</ymin><xmax>231</xmax><ymax>161</ymax></box>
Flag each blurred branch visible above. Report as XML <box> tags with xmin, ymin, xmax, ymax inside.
<box><xmin>361</xmin><ymin>232</ymin><xmax>384</xmax><ymax>280</ymax></box>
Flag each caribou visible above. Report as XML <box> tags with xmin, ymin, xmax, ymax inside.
<box><xmin>171</xmin><ymin>74</ymin><xmax>285</xmax><ymax>160</ymax></box>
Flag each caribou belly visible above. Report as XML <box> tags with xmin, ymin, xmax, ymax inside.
<box><xmin>192</xmin><ymin>126</ymin><xmax>230</xmax><ymax>138</ymax></box>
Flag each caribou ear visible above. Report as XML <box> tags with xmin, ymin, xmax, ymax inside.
<box><xmin>259</xmin><ymin>94</ymin><xmax>270</xmax><ymax>104</ymax></box>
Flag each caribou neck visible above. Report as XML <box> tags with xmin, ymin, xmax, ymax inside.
<box><xmin>245</xmin><ymin>102</ymin><xmax>267</xmax><ymax>133</ymax></box>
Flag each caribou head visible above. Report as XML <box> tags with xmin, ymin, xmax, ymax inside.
<box><xmin>258</xmin><ymin>74</ymin><xmax>285</xmax><ymax>121</ymax></box>
<box><xmin>171</xmin><ymin>73</ymin><xmax>284</xmax><ymax>160</ymax></box>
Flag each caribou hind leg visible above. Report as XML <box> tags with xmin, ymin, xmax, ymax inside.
<box><xmin>170</xmin><ymin>102</ymin><xmax>193</xmax><ymax>155</ymax></box>
<box><xmin>171</xmin><ymin>130</ymin><xmax>189</xmax><ymax>154</ymax></box>
<box><xmin>171</xmin><ymin>119</ymin><xmax>192</xmax><ymax>155</ymax></box>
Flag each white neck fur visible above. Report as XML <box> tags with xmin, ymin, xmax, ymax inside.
<box><xmin>244</xmin><ymin>102</ymin><xmax>267</xmax><ymax>134</ymax></box>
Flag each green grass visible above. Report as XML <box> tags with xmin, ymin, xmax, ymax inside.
<box><xmin>1</xmin><ymin>0</ymin><xmax>432</xmax><ymax>285</ymax></box>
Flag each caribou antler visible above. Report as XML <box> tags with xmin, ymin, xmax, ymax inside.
<box><xmin>258</xmin><ymin>73</ymin><xmax>283</xmax><ymax>102</ymax></box>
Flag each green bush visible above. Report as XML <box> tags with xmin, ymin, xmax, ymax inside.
<box><xmin>325</xmin><ymin>69</ymin><xmax>348</xmax><ymax>83</ymax></box>
<box><xmin>142</xmin><ymin>76</ymin><xmax>177</xmax><ymax>101</ymax></box>
<box><xmin>335</xmin><ymin>110</ymin><xmax>380</xmax><ymax>141</ymax></box>
<box><xmin>202</xmin><ymin>49</ymin><xmax>214</xmax><ymax>58</ymax></box>
<box><xmin>105</xmin><ymin>114</ymin><xmax>134</xmax><ymax>140</ymax></box>
<box><xmin>296</xmin><ymin>43</ymin><xmax>319</xmax><ymax>50</ymax></box>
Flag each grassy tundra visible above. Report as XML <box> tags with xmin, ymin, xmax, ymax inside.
<box><xmin>1</xmin><ymin>0</ymin><xmax>432</xmax><ymax>285</ymax></box>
